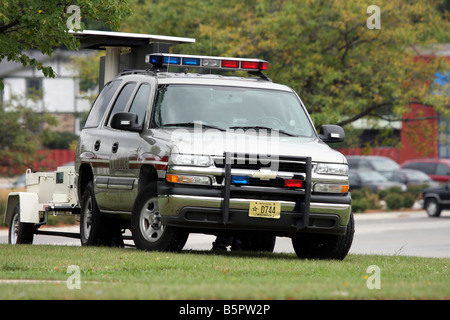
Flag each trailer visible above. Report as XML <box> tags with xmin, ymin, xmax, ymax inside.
<box><xmin>4</xmin><ymin>166</ymin><xmax>81</xmax><ymax>244</ymax></box>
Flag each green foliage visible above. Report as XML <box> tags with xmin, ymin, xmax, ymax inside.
<box><xmin>71</xmin><ymin>52</ymin><xmax>103</xmax><ymax>94</ymax></box>
<box><xmin>351</xmin><ymin>187</ymin><xmax>381</xmax><ymax>212</ymax></box>
<box><xmin>385</xmin><ymin>193</ymin><xmax>404</xmax><ymax>210</ymax></box>
<box><xmin>123</xmin><ymin>0</ymin><xmax>449</xmax><ymax>130</ymax></box>
<box><xmin>0</xmin><ymin>95</ymin><xmax>58</xmax><ymax>176</ymax></box>
<box><xmin>41</xmin><ymin>130</ymin><xmax>79</xmax><ymax>149</ymax></box>
<box><xmin>353</xmin><ymin>185</ymin><xmax>419</xmax><ymax>212</ymax></box>
<box><xmin>0</xmin><ymin>0</ymin><xmax>131</xmax><ymax>89</ymax></box>
<box><xmin>352</xmin><ymin>198</ymin><xmax>369</xmax><ymax>213</ymax></box>
<box><xmin>407</xmin><ymin>184</ymin><xmax>430</xmax><ymax>198</ymax></box>
<box><xmin>402</xmin><ymin>192</ymin><xmax>417</xmax><ymax>209</ymax></box>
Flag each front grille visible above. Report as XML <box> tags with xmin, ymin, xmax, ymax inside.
<box><xmin>213</xmin><ymin>156</ymin><xmax>306</xmax><ymax>173</ymax></box>
<box><xmin>213</xmin><ymin>154</ymin><xmax>308</xmax><ymax>190</ymax></box>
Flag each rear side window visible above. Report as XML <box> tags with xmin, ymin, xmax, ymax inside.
<box><xmin>436</xmin><ymin>163</ymin><xmax>450</xmax><ymax>175</ymax></box>
<box><xmin>404</xmin><ymin>162</ymin><xmax>436</xmax><ymax>175</ymax></box>
<box><xmin>84</xmin><ymin>80</ymin><xmax>122</xmax><ymax>128</ymax></box>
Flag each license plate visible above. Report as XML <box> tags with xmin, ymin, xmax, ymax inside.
<box><xmin>249</xmin><ymin>201</ymin><xmax>281</xmax><ymax>219</ymax></box>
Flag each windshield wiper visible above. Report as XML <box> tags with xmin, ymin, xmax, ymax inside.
<box><xmin>162</xmin><ymin>122</ymin><xmax>226</xmax><ymax>131</ymax></box>
<box><xmin>229</xmin><ymin>125</ymin><xmax>298</xmax><ymax>137</ymax></box>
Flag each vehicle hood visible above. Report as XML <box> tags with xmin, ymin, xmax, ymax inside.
<box><xmin>151</xmin><ymin>129</ymin><xmax>347</xmax><ymax>164</ymax></box>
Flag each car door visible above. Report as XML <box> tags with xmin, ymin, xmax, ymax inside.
<box><xmin>434</xmin><ymin>163</ymin><xmax>450</xmax><ymax>183</ymax></box>
<box><xmin>95</xmin><ymin>81</ymin><xmax>138</xmax><ymax>212</ymax></box>
<box><xmin>107</xmin><ymin>81</ymin><xmax>154</xmax><ymax>212</ymax></box>
<box><xmin>77</xmin><ymin>79</ymin><xmax>122</xmax><ymax>211</ymax></box>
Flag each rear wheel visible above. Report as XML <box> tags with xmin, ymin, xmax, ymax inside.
<box><xmin>292</xmin><ymin>212</ymin><xmax>354</xmax><ymax>260</ymax></box>
<box><xmin>9</xmin><ymin>205</ymin><xmax>34</xmax><ymax>244</ymax></box>
<box><xmin>131</xmin><ymin>183</ymin><xmax>188</xmax><ymax>251</ymax></box>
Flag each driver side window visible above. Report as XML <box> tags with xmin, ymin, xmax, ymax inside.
<box><xmin>129</xmin><ymin>83</ymin><xmax>151</xmax><ymax>125</ymax></box>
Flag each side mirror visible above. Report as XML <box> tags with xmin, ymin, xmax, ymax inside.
<box><xmin>319</xmin><ymin>125</ymin><xmax>345</xmax><ymax>143</ymax></box>
<box><xmin>111</xmin><ymin>112</ymin><xmax>142</xmax><ymax>132</ymax></box>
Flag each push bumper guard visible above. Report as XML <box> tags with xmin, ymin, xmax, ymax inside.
<box><xmin>158</xmin><ymin>153</ymin><xmax>351</xmax><ymax>234</ymax></box>
<box><xmin>220</xmin><ymin>152</ymin><xmax>312</xmax><ymax>231</ymax></box>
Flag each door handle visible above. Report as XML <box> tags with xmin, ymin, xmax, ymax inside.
<box><xmin>112</xmin><ymin>142</ymin><xmax>119</xmax><ymax>153</ymax></box>
<box><xmin>94</xmin><ymin>140</ymin><xmax>101</xmax><ymax>151</ymax></box>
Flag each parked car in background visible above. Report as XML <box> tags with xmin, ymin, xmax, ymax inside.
<box><xmin>12</xmin><ymin>174</ymin><xmax>26</xmax><ymax>189</ymax></box>
<box><xmin>401</xmin><ymin>158</ymin><xmax>450</xmax><ymax>183</ymax></box>
<box><xmin>421</xmin><ymin>182</ymin><xmax>450</xmax><ymax>217</ymax></box>
<box><xmin>349</xmin><ymin>170</ymin><xmax>407</xmax><ymax>193</ymax></box>
<box><xmin>346</xmin><ymin>156</ymin><xmax>400</xmax><ymax>179</ymax></box>
<box><xmin>388</xmin><ymin>169</ymin><xmax>440</xmax><ymax>188</ymax></box>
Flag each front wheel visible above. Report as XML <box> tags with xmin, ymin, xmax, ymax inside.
<box><xmin>291</xmin><ymin>212</ymin><xmax>355</xmax><ymax>260</ymax></box>
<box><xmin>80</xmin><ymin>181</ymin><xmax>123</xmax><ymax>246</ymax></box>
<box><xmin>425</xmin><ymin>198</ymin><xmax>441</xmax><ymax>217</ymax></box>
<box><xmin>131</xmin><ymin>183</ymin><xmax>188</xmax><ymax>251</ymax></box>
<box><xmin>9</xmin><ymin>205</ymin><xmax>34</xmax><ymax>244</ymax></box>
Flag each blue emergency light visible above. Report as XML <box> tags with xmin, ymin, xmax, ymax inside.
<box><xmin>231</xmin><ymin>176</ymin><xmax>249</xmax><ymax>185</ymax></box>
<box><xmin>146</xmin><ymin>53</ymin><xmax>268</xmax><ymax>72</ymax></box>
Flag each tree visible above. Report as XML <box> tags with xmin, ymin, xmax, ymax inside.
<box><xmin>122</xmin><ymin>0</ymin><xmax>449</xmax><ymax>130</ymax></box>
<box><xmin>0</xmin><ymin>95</ymin><xmax>58</xmax><ymax>176</ymax></box>
<box><xmin>0</xmin><ymin>0</ymin><xmax>131</xmax><ymax>90</ymax></box>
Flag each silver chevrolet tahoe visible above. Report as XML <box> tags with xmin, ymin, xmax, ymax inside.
<box><xmin>75</xmin><ymin>53</ymin><xmax>354</xmax><ymax>259</ymax></box>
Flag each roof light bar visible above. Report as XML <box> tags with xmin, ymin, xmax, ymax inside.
<box><xmin>145</xmin><ymin>53</ymin><xmax>269</xmax><ymax>72</ymax></box>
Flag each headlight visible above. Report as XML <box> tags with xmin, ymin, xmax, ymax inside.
<box><xmin>315</xmin><ymin>163</ymin><xmax>348</xmax><ymax>175</ymax></box>
<box><xmin>170</xmin><ymin>154</ymin><xmax>211</xmax><ymax>167</ymax></box>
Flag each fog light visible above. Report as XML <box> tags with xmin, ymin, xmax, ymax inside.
<box><xmin>314</xmin><ymin>183</ymin><xmax>349</xmax><ymax>193</ymax></box>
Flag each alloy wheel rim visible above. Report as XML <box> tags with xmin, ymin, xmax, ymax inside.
<box><xmin>140</xmin><ymin>198</ymin><xmax>164</xmax><ymax>242</ymax></box>
<box><xmin>83</xmin><ymin>197</ymin><xmax>92</xmax><ymax>238</ymax></box>
<box><xmin>427</xmin><ymin>201</ymin><xmax>437</xmax><ymax>216</ymax></box>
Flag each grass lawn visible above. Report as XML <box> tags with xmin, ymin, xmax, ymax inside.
<box><xmin>0</xmin><ymin>244</ymin><xmax>449</xmax><ymax>300</ymax></box>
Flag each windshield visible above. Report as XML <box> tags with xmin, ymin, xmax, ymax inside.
<box><xmin>405</xmin><ymin>170</ymin><xmax>431</xmax><ymax>181</ymax></box>
<box><xmin>358</xmin><ymin>171</ymin><xmax>387</xmax><ymax>183</ymax></box>
<box><xmin>371</xmin><ymin>158</ymin><xmax>400</xmax><ymax>171</ymax></box>
<box><xmin>153</xmin><ymin>84</ymin><xmax>315</xmax><ymax>137</ymax></box>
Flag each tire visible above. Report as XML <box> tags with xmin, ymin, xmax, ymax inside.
<box><xmin>9</xmin><ymin>205</ymin><xmax>34</xmax><ymax>245</ymax></box>
<box><xmin>425</xmin><ymin>198</ymin><xmax>442</xmax><ymax>217</ymax></box>
<box><xmin>291</xmin><ymin>212</ymin><xmax>355</xmax><ymax>260</ymax></box>
<box><xmin>241</xmin><ymin>232</ymin><xmax>276</xmax><ymax>252</ymax></box>
<box><xmin>131</xmin><ymin>183</ymin><xmax>188</xmax><ymax>251</ymax></box>
<box><xmin>80</xmin><ymin>181</ymin><xmax>124</xmax><ymax>246</ymax></box>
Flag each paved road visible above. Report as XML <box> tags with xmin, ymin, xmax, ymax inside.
<box><xmin>1</xmin><ymin>210</ymin><xmax>449</xmax><ymax>258</ymax></box>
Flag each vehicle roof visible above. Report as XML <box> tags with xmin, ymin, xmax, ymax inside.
<box><xmin>402</xmin><ymin>158</ymin><xmax>450</xmax><ymax>165</ymax></box>
<box><xmin>117</xmin><ymin>72</ymin><xmax>293</xmax><ymax>92</ymax></box>
<box><xmin>346</xmin><ymin>155</ymin><xmax>394</xmax><ymax>159</ymax></box>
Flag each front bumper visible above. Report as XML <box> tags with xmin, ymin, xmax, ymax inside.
<box><xmin>158</xmin><ymin>153</ymin><xmax>351</xmax><ymax>236</ymax></box>
<box><xmin>158</xmin><ymin>182</ymin><xmax>351</xmax><ymax>235</ymax></box>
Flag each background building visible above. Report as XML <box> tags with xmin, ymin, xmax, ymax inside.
<box><xmin>0</xmin><ymin>49</ymin><xmax>94</xmax><ymax>134</ymax></box>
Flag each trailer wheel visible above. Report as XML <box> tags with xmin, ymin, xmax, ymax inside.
<box><xmin>80</xmin><ymin>181</ymin><xmax>112</xmax><ymax>246</ymax></box>
<box><xmin>9</xmin><ymin>205</ymin><xmax>34</xmax><ymax>245</ymax></box>
<box><xmin>131</xmin><ymin>183</ymin><xmax>188</xmax><ymax>251</ymax></box>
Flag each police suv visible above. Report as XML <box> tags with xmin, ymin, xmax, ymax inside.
<box><xmin>75</xmin><ymin>53</ymin><xmax>354</xmax><ymax>259</ymax></box>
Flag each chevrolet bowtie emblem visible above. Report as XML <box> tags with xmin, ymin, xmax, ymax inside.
<box><xmin>252</xmin><ymin>169</ymin><xmax>277</xmax><ymax>180</ymax></box>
